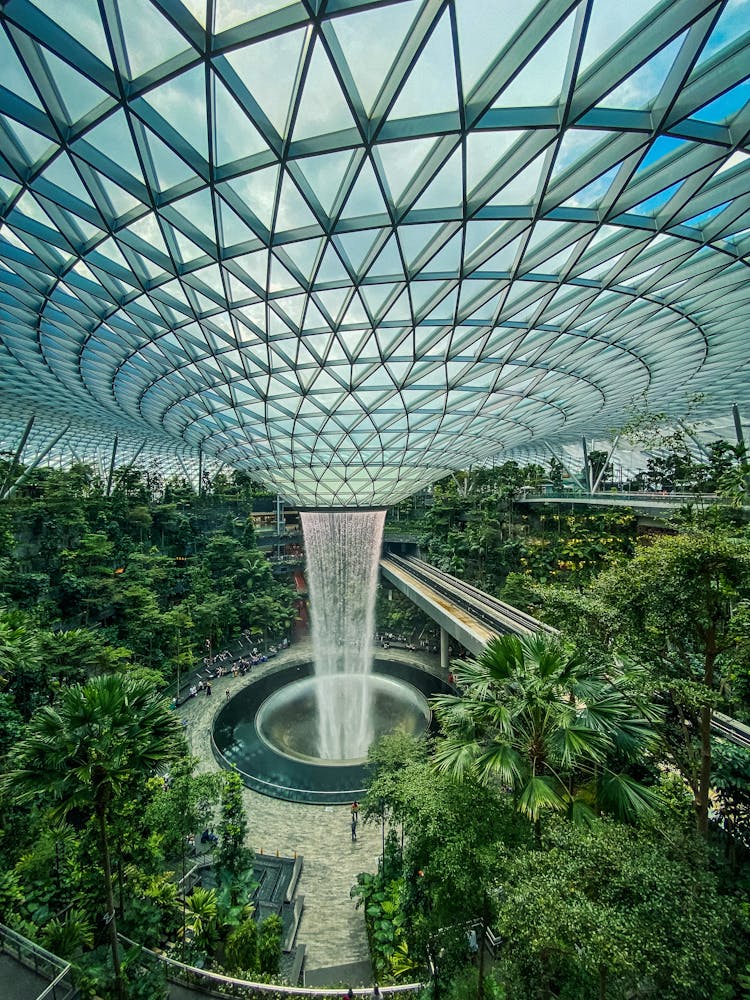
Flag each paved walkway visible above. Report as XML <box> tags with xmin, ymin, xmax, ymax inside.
<box><xmin>0</xmin><ymin>953</ymin><xmax>48</xmax><ymax>1000</ymax></box>
<box><xmin>178</xmin><ymin>641</ymin><xmax>442</xmax><ymax>975</ymax></box>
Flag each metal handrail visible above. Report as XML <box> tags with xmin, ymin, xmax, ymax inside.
<box><xmin>519</xmin><ymin>489</ymin><xmax>726</xmax><ymax>503</ymax></box>
<box><xmin>35</xmin><ymin>965</ymin><xmax>77</xmax><ymax>1000</ymax></box>
<box><xmin>119</xmin><ymin>934</ymin><xmax>422</xmax><ymax>997</ymax></box>
<box><xmin>0</xmin><ymin>923</ymin><xmax>76</xmax><ymax>999</ymax></box>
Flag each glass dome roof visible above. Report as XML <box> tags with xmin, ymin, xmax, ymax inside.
<box><xmin>0</xmin><ymin>0</ymin><xmax>749</xmax><ymax>506</ymax></box>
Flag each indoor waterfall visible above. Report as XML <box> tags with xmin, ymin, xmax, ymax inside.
<box><xmin>301</xmin><ymin>509</ymin><xmax>387</xmax><ymax>759</ymax></box>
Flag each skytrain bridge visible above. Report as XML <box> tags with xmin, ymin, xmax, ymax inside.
<box><xmin>381</xmin><ymin>553</ymin><xmax>750</xmax><ymax>750</ymax></box>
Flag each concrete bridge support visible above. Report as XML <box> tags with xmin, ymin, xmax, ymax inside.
<box><xmin>440</xmin><ymin>627</ymin><xmax>450</xmax><ymax>672</ymax></box>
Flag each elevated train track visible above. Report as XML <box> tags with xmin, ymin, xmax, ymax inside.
<box><xmin>383</xmin><ymin>554</ymin><xmax>555</xmax><ymax>638</ymax></box>
<box><xmin>382</xmin><ymin>554</ymin><xmax>750</xmax><ymax>752</ymax></box>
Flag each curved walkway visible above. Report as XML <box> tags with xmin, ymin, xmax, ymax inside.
<box><xmin>177</xmin><ymin>640</ymin><xmax>442</xmax><ymax>976</ymax></box>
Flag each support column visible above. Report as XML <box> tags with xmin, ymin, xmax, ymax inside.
<box><xmin>732</xmin><ymin>403</ymin><xmax>750</xmax><ymax>503</ymax></box>
<box><xmin>0</xmin><ymin>415</ymin><xmax>35</xmax><ymax>498</ymax></box>
<box><xmin>106</xmin><ymin>435</ymin><xmax>118</xmax><ymax>497</ymax></box>
<box><xmin>440</xmin><ymin>627</ymin><xmax>450</xmax><ymax>673</ymax></box>
<box><xmin>276</xmin><ymin>494</ymin><xmax>284</xmax><ymax>559</ymax></box>
<box><xmin>581</xmin><ymin>435</ymin><xmax>591</xmax><ymax>493</ymax></box>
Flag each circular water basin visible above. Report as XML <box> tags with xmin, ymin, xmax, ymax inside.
<box><xmin>212</xmin><ymin>658</ymin><xmax>445</xmax><ymax>804</ymax></box>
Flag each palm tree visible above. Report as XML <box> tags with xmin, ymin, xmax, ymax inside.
<box><xmin>0</xmin><ymin>674</ymin><xmax>183</xmax><ymax>999</ymax></box>
<box><xmin>432</xmin><ymin>633</ymin><xmax>660</xmax><ymax>836</ymax></box>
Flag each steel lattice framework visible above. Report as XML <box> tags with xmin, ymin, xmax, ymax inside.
<box><xmin>0</xmin><ymin>0</ymin><xmax>750</xmax><ymax>506</ymax></box>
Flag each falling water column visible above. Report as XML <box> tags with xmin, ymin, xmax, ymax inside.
<box><xmin>301</xmin><ymin>509</ymin><xmax>387</xmax><ymax>759</ymax></box>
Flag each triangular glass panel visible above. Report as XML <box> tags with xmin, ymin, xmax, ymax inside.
<box><xmin>412</xmin><ymin>147</ymin><xmax>463</xmax><ymax>211</ymax></box>
<box><xmin>0</xmin><ymin>30</ymin><xmax>42</xmax><ymax>109</ymax></box>
<box><xmin>223</xmin><ymin>164</ymin><xmax>280</xmax><ymax>231</ymax></box>
<box><xmin>213</xmin><ymin>77</ymin><xmax>269</xmax><ymax>166</ymax></box>
<box><xmin>224</xmin><ymin>28</ymin><xmax>306</xmax><ymax>137</ymax></box>
<box><xmin>692</xmin><ymin>79</ymin><xmax>750</xmax><ymax>125</ymax></box>
<box><xmin>94</xmin><ymin>171</ymin><xmax>142</xmax><ymax>217</ymax></box>
<box><xmin>374</xmin><ymin>137</ymin><xmax>437</xmax><ymax>204</ymax></box>
<box><xmin>563</xmin><ymin>163</ymin><xmax>621</xmax><ymax>209</ymax></box>
<box><xmin>276</xmin><ymin>173</ymin><xmax>318</xmax><ymax>232</ymax></box>
<box><xmin>125</xmin><ymin>212</ymin><xmax>170</xmax><ymax>257</ymax></box>
<box><xmin>4</xmin><ymin>118</ymin><xmax>55</xmax><ymax>165</ymax></box>
<box><xmin>463</xmin><ymin>219</ymin><xmax>511</xmax><ymax>259</ymax></box>
<box><xmin>340</xmin><ymin>293</ymin><xmax>368</xmax><ymax>326</ymax></box>
<box><xmin>579</xmin><ymin>1</ymin><xmax>661</xmax><ymax>74</ymax></box>
<box><xmin>296</xmin><ymin>149</ymin><xmax>355</xmax><ymax>216</ymax></box>
<box><xmin>455</xmin><ymin>0</ymin><xmax>532</xmax><ymax>96</ymax></box>
<box><xmin>399</xmin><ymin>223</ymin><xmax>443</xmax><ymax>269</ymax></box>
<box><xmin>292</xmin><ymin>39</ymin><xmax>357</xmax><ymax>142</ymax></box>
<box><xmin>83</xmin><ymin>110</ymin><xmax>144</xmax><ymax>182</ymax></box>
<box><xmin>214</xmin><ymin>0</ymin><xmax>295</xmax><ymax>33</ymax></box>
<box><xmin>421</xmin><ymin>232</ymin><xmax>462</xmax><ymax>274</ymax></box>
<box><xmin>172</xmin><ymin>188</ymin><xmax>215</xmax><ymax>236</ymax></box>
<box><xmin>143</xmin><ymin>65</ymin><xmax>208</xmax><ymax>159</ymax></box>
<box><xmin>168</xmin><ymin>224</ymin><xmax>206</xmax><ymax>264</ymax></box>
<box><xmin>367</xmin><ymin>234</ymin><xmax>404</xmax><ymax>279</ymax></box>
<box><xmin>39</xmin><ymin>153</ymin><xmax>95</xmax><ymax>208</ymax></box>
<box><xmin>492</xmin><ymin>11</ymin><xmax>576</xmax><ymax>106</ymax></box>
<box><xmin>118</xmin><ymin>0</ymin><xmax>190</xmax><ymax>78</ymax></box>
<box><xmin>340</xmin><ymin>159</ymin><xmax>389</xmax><ymax>221</ymax></box>
<box><xmin>31</xmin><ymin>0</ymin><xmax>113</xmax><ymax>68</ymax></box>
<box><xmin>465</xmin><ymin>131</ymin><xmax>523</xmax><ymax>195</ymax></box>
<box><xmin>219</xmin><ymin>199</ymin><xmax>258</xmax><ymax>246</ymax></box>
<box><xmin>694</xmin><ymin>1</ymin><xmax>750</xmax><ymax>68</ymax></box>
<box><xmin>598</xmin><ymin>33</ymin><xmax>687</xmax><ymax>110</ymax></box>
<box><xmin>683</xmin><ymin>202</ymin><xmax>731</xmax><ymax>230</ymax></box>
<box><xmin>388</xmin><ymin>10</ymin><xmax>459</xmax><ymax>120</ymax></box>
<box><xmin>275</xmin><ymin>293</ymin><xmax>305</xmax><ymax>328</ymax></box>
<box><xmin>334</xmin><ymin>230</ymin><xmax>378</xmax><ymax>274</ymax></box>
<box><xmin>410</xmin><ymin>279</ymin><xmax>448</xmax><ymax>315</ymax></box>
<box><xmin>281</xmin><ymin>238</ymin><xmax>322</xmax><ymax>282</ymax></box>
<box><xmin>384</xmin><ymin>287</ymin><xmax>412</xmax><ymax>323</ymax></box>
<box><xmin>465</xmin><ymin>289</ymin><xmax>504</xmax><ymax>322</ymax></box>
<box><xmin>141</xmin><ymin>126</ymin><xmax>196</xmax><ymax>191</ymax></box>
<box><xmin>628</xmin><ymin>180</ymin><xmax>682</xmax><ymax>216</ymax></box>
<box><xmin>361</xmin><ymin>282</ymin><xmax>395</xmax><ymax>318</ymax></box>
<box><xmin>316</xmin><ymin>242</ymin><xmax>349</xmax><ymax>283</ymax></box>
<box><xmin>232</xmin><ymin>249</ymin><xmax>268</xmax><ymax>288</ymax></box>
<box><xmin>550</xmin><ymin>129</ymin><xmax>614</xmax><ymax>181</ymax></box>
<box><xmin>488</xmin><ymin>152</ymin><xmax>545</xmax><ymax>206</ymax></box>
<box><xmin>301</xmin><ymin>298</ymin><xmax>329</xmax><ymax>331</ymax></box>
<box><xmin>479</xmin><ymin>235</ymin><xmax>523</xmax><ymax>272</ymax></box>
<box><xmin>269</xmin><ymin>254</ymin><xmax>299</xmax><ymax>293</ymax></box>
<box><xmin>330</xmin><ymin>0</ymin><xmax>421</xmax><ymax>115</ymax></box>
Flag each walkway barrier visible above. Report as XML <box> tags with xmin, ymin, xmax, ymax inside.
<box><xmin>119</xmin><ymin>934</ymin><xmax>422</xmax><ymax>999</ymax></box>
<box><xmin>519</xmin><ymin>489</ymin><xmax>727</xmax><ymax>505</ymax></box>
<box><xmin>0</xmin><ymin>923</ymin><xmax>78</xmax><ymax>999</ymax></box>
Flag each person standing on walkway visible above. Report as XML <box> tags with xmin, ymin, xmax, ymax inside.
<box><xmin>351</xmin><ymin>815</ymin><xmax>358</xmax><ymax>842</ymax></box>
<box><xmin>225</xmin><ymin>688</ymin><xmax>230</xmax><ymax>700</ymax></box>
<box><xmin>206</xmin><ymin>682</ymin><xmax>212</xmax><ymax>696</ymax></box>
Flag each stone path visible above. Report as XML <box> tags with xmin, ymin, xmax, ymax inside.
<box><xmin>178</xmin><ymin>641</ymin><xmax>442</xmax><ymax>975</ymax></box>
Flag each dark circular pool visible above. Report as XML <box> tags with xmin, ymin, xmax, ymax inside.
<box><xmin>212</xmin><ymin>658</ymin><xmax>446</xmax><ymax>804</ymax></box>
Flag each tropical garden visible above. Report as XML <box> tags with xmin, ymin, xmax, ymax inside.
<box><xmin>0</xmin><ymin>462</ymin><xmax>295</xmax><ymax>997</ymax></box>
<box><xmin>2</xmin><ymin>417</ymin><xmax>750</xmax><ymax>999</ymax></box>
<box><xmin>359</xmin><ymin>423</ymin><xmax>750</xmax><ymax>1000</ymax></box>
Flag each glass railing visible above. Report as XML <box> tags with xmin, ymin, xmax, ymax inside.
<box><xmin>0</xmin><ymin>923</ymin><xmax>77</xmax><ymax>999</ymax></box>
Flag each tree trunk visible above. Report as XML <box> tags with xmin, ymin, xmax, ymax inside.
<box><xmin>696</xmin><ymin>629</ymin><xmax>717</xmax><ymax>837</ymax></box>
<box><xmin>97</xmin><ymin>805</ymin><xmax>125</xmax><ymax>1000</ymax></box>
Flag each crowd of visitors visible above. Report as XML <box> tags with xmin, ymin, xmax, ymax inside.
<box><xmin>171</xmin><ymin>633</ymin><xmax>291</xmax><ymax>707</ymax></box>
